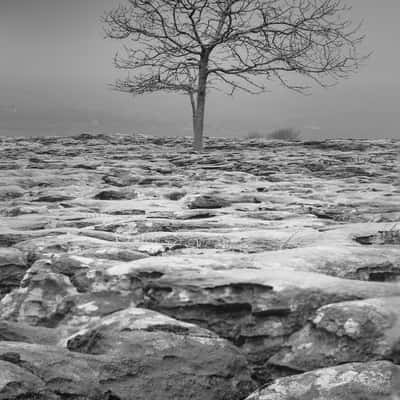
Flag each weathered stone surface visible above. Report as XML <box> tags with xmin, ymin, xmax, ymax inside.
<box><xmin>14</xmin><ymin>234</ymin><xmax>127</xmax><ymax>262</ymax></box>
<box><xmin>164</xmin><ymin>189</ymin><xmax>187</xmax><ymax>200</ymax></box>
<box><xmin>269</xmin><ymin>297</ymin><xmax>400</xmax><ymax>371</ymax></box>
<box><xmin>64</xmin><ymin>306</ymin><xmax>230</xmax><ymax>353</ymax></box>
<box><xmin>0</xmin><ymin>270</ymin><xmax>78</xmax><ymax>326</ymax></box>
<box><xmin>0</xmin><ymin>359</ymin><xmax>54</xmax><ymax>400</ymax></box>
<box><xmin>132</xmin><ymin>227</ymin><xmax>320</xmax><ymax>252</ymax></box>
<box><xmin>250</xmin><ymin>244</ymin><xmax>400</xmax><ymax>281</ymax></box>
<box><xmin>0</xmin><ymin>305</ymin><xmax>256</xmax><ymax>400</ymax></box>
<box><xmin>33</xmin><ymin>193</ymin><xmax>76</xmax><ymax>202</ymax></box>
<box><xmin>1</xmin><ymin>134</ymin><xmax>400</xmax><ymax>397</ymax></box>
<box><xmin>185</xmin><ymin>193</ymin><xmax>232</xmax><ymax>209</ymax></box>
<box><xmin>93</xmin><ymin>188</ymin><xmax>138</xmax><ymax>200</ymax></box>
<box><xmin>0</xmin><ymin>185</ymin><xmax>25</xmax><ymax>201</ymax></box>
<box><xmin>245</xmin><ymin>361</ymin><xmax>400</xmax><ymax>400</ymax></box>
<box><xmin>0</xmin><ymin>320</ymin><xmax>60</xmax><ymax>345</ymax></box>
<box><xmin>102</xmin><ymin>173</ymin><xmax>141</xmax><ymax>187</ymax></box>
<box><xmin>50</xmin><ymin>291</ymin><xmax>142</xmax><ymax>331</ymax></box>
<box><xmin>104</xmin><ymin>254</ymin><xmax>400</xmax><ymax>381</ymax></box>
<box><xmin>0</xmin><ymin>204</ymin><xmax>48</xmax><ymax>217</ymax></box>
<box><xmin>0</xmin><ymin>248</ymin><xmax>27</xmax><ymax>297</ymax></box>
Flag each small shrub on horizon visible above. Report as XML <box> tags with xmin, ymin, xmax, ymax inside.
<box><xmin>267</xmin><ymin>128</ymin><xmax>301</xmax><ymax>141</ymax></box>
<box><xmin>246</xmin><ymin>131</ymin><xmax>264</xmax><ymax>139</ymax></box>
<box><xmin>245</xmin><ymin>128</ymin><xmax>301</xmax><ymax>141</ymax></box>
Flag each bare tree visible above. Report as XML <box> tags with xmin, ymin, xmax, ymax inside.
<box><xmin>104</xmin><ymin>0</ymin><xmax>367</xmax><ymax>151</ymax></box>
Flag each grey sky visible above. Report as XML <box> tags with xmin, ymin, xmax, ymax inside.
<box><xmin>0</xmin><ymin>0</ymin><xmax>399</xmax><ymax>139</ymax></box>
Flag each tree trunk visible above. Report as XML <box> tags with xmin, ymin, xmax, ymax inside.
<box><xmin>189</xmin><ymin>91</ymin><xmax>196</xmax><ymax>136</ymax></box>
<box><xmin>193</xmin><ymin>53</ymin><xmax>209</xmax><ymax>151</ymax></box>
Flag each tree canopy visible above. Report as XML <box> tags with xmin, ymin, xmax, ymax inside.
<box><xmin>104</xmin><ymin>0</ymin><xmax>367</xmax><ymax>150</ymax></box>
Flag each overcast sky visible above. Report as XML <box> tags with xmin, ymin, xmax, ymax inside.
<box><xmin>1</xmin><ymin>0</ymin><xmax>399</xmax><ymax>139</ymax></box>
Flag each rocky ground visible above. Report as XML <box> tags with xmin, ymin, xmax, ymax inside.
<box><xmin>0</xmin><ymin>132</ymin><xmax>399</xmax><ymax>400</ymax></box>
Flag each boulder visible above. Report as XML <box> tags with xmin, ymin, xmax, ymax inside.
<box><xmin>48</xmin><ymin>291</ymin><xmax>143</xmax><ymax>332</ymax></box>
<box><xmin>0</xmin><ymin>359</ymin><xmax>55</xmax><ymax>400</ymax></box>
<box><xmin>269</xmin><ymin>297</ymin><xmax>400</xmax><ymax>371</ymax></box>
<box><xmin>164</xmin><ymin>190</ymin><xmax>187</xmax><ymax>200</ymax></box>
<box><xmin>185</xmin><ymin>194</ymin><xmax>232</xmax><ymax>209</ymax></box>
<box><xmin>0</xmin><ymin>270</ymin><xmax>78</xmax><ymax>326</ymax></box>
<box><xmin>0</xmin><ymin>306</ymin><xmax>256</xmax><ymax>400</ymax></box>
<box><xmin>0</xmin><ymin>248</ymin><xmax>27</xmax><ymax>297</ymax></box>
<box><xmin>246</xmin><ymin>361</ymin><xmax>400</xmax><ymax>400</ymax></box>
<box><xmin>93</xmin><ymin>189</ymin><xmax>137</xmax><ymax>200</ymax></box>
<box><xmin>102</xmin><ymin>174</ymin><xmax>141</xmax><ymax>187</ymax></box>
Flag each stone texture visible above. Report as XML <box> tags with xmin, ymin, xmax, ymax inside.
<box><xmin>0</xmin><ymin>359</ymin><xmax>54</xmax><ymax>400</ymax></box>
<box><xmin>0</xmin><ymin>248</ymin><xmax>27</xmax><ymax>297</ymax></box>
<box><xmin>104</xmin><ymin>253</ymin><xmax>400</xmax><ymax>381</ymax></box>
<box><xmin>269</xmin><ymin>297</ymin><xmax>400</xmax><ymax>371</ymax></box>
<box><xmin>0</xmin><ymin>134</ymin><xmax>400</xmax><ymax>398</ymax></box>
<box><xmin>245</xmin><ymin>361</ymin><xmax>400</xmax><ymax>400</ymax></box>
<box><xmin>0</xmin><ymin>186</ymin><xmax>25</xmax><ymax>201</ymax></box>
<box><xmin>0</xmin><ymin>305</ymin><xmax>256</xmax><ymax>400</ymax></box>
<box><xmin>185</xmin><ymin>193</ymin><xmax>232</xmax><ymax>209</ymax></box>
<box><xmin>0</xmin><ymin>270</ymin><xmax>78</xmax><ymax>326</ymax></box>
